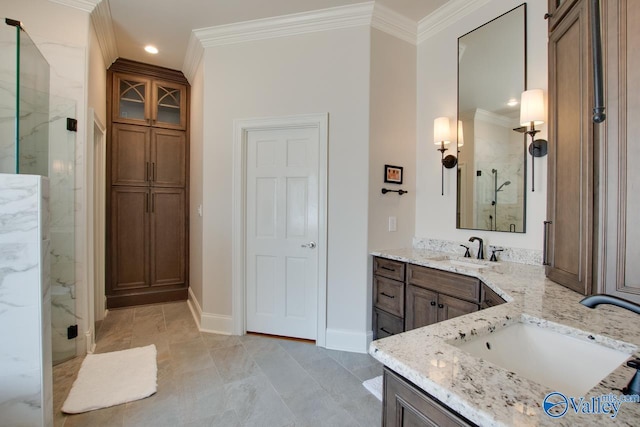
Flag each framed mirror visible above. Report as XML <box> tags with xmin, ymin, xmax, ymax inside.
<box><xmin>457</xmin><ymin>4</ymin><xmax>527</xmax><ymax>233</ymax></box>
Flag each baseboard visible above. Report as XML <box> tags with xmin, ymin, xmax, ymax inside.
<box><xmin>325</xmin><ymin>328</ymin><xmax>372</xmax><ymax>354</ymax></box>
<box><xmin>187</xmin><ymin>288</ymin><xmax>234</xmax><ymax>335</ymax></box>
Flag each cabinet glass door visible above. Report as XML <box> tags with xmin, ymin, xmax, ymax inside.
<box><xmin>114</xmin><ymin>74</ymin><xmax>150</xmax><ymax>125</ymax></box>
<box><xmin>153</xmin><ymin>81</ymin><xmax>186</xmax><ymax>129</ymax></box>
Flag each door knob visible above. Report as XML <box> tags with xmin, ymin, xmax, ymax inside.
<box><xmin>301</xmin><ymin>242</ymin><xmax>317</xmax><ymax>249</ymax></box>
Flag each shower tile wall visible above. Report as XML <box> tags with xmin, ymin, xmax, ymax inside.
<box><xmin>0</xmin><ymin>174</ymin><xmax>52</xmax><ymax>427</ymax></box>
<box><xmin>0</xmin><ymin>25</ymin><xmax>18</xmax><ymax>173</ymax></box>
<box><xmin>49</xmin><ymin>98</ymin><xmax>77</xmax><ymax>362</ymax></box>
<box><xmin>37</xmin><ymin>37</ymin><xmax>86</xmax><ymax>359</ymax></box>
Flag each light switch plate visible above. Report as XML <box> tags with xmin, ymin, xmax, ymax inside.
<box><xmin>389</xmin><ymin>216</ymin><xmax>397</xmax><ymax>232</ymax></box>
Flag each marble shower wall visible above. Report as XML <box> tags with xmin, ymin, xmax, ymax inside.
<box><xmin>0</xmin><ymin>24</ymin><xmax>18</xmax><ymax>173</ymax></box>
<box><xmin>0</xmin><ymin>173</ymin><xmax>52</xmax><ymax>427</ymax></box>
<box><xmin>472</xmin><ymin>110</ymin><xmax>525</xmax><ymax>232</ymax></box>
<box><xmin>49</xmin><ymin>97</ymin><xmax>77</xmax><ymax>363</ymax></box>
<box><xmin>33</xmin><ymin>33</ymin><xmax>87</xmax><ymax>360</ymax></box>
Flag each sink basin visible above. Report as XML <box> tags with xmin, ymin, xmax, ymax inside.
<box><xmin>453</xmin><ymin>319</ymin><xmax>635</xmax><ymax>395</ymax></box>
<box><xmin>428</xmin><ymin>255</ymin><xmax>493</xmax><ymax>269</ymax></box>
<box><xmin>447</xmin><ymin>259</ymin><xmax>490</xmax><ymax>269</ymax></box>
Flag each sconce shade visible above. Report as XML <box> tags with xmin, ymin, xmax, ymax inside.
<box><xmin>520</xmin><ymin>89</ymin><xmax>545</xmax><ymax>126</ymax></box>
<box><xmin>457</xmin><ymin>120</ymin><xmax>464</xmax><ymax>147</ymax></box>
<box><xmin>434</xmin><ymin>117</ymin><xmax>451</xmax><ymax>145</ymax></box>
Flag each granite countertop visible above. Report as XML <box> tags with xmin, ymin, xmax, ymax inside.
<box><xmin>369</xmin><ymin>248</ymin><xmax>640</xmax><ymax>426</ymax></box>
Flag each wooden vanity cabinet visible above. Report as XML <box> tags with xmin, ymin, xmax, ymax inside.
<box><xmin>383</xmin><ymin>367</ymin><xmax>475</xmax><ymax>427</ymax></box>
<box><xmin>405</xmin><ymin>265</ymin><xmax>480</xmax><ymax>331</ymax></box>
<box><xmin>373</xmin><ymin>258</ymin><xmax>406</xmax><ymax>338</ymax></box>
<box><xmin>372</xmin><ymin>257</ymin><xmax>503</xmax><ymax>339</ymax></box>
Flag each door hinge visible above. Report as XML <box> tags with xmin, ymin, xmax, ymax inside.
<box><xmin>67</xmin><ymin>325</ymin><xmax>78</xmax><ymax>340</ymax></box>
<box><xmin>66</xmin><ymin>118</ymin><xmax>78</xmax><ymax>132</ymax></box>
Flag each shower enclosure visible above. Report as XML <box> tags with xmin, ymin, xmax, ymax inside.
<box><xmin>1</xmin><ymin>18</ymin><xmax>78</xmax><ymax>364</ymax></box>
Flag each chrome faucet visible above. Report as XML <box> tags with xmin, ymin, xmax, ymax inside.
<box><xmin>580</xmin><ymin>294</ymin><xmax>640</xmax><ymax>315</ymax></box>
<box><xmin>468</xmin><ymin>237</ymin><xmax>484</xmax><ymax>260</ymax></box>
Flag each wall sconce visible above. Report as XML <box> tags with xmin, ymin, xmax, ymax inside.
<box><xmin>434</xmin><ymin>117</ymin><xmax>457</xmax><ymax>196</ymax></box>
<box><xmin>520</xmin><ymin>89</ymin><xmax>548</xmax><ymax>192</ymax></box>
<box><xmin>457</xmin><ymin>120</ymin><xmax>464</xmax><ymax>148</ymax></box>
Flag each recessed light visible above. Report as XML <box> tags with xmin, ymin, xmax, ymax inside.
<box><xmin>507</xmin><ymin>98</ymin><xmax>519</xmax><ymax>107</ymax></box>
<box><xmin>144</xmin><ymin>45</ymin><xmax>158</xmax><ymax>54</ymax></box>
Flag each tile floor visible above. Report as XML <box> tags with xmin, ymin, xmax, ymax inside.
<box><xmin>53</xmin><ymin>301</ymin><xmax>382</xmax><ymax>427</ymax></box>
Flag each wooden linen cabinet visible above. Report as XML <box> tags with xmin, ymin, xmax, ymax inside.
<box><xmin>106</xmin><ymin>59</ymin><xmax>189</xmax><ymax>308</ymax></box>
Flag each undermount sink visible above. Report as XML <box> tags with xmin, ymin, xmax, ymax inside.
<box><xmin>447</xmin><ymin>259</ymin><xmax>490</xmax><ymax>269</ymax></box>
<box><xmin>452</xmin><ymin>318</ymin><xmax>635</xmax><ymax>396</ymax></box>
<box><xmin>428</xmin><ymin>255</ymin><xmax>494</xmax><ymax>269</ymax></box>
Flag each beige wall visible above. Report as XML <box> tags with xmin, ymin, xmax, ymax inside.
<box><xmin>368</xmin><ymin>28</ymin><xmax>417</xmax><ymax>252</ymax></box>
<box><xmin>189</xmin><ymin>58</ymin><xmax>205</xmax><ymax>307</ymax></box>
<box><xmin>367</xmin><ymin>28</ymin><xmax>416</xmax><ymax>330</ymax></box>
<box><xmin>87</xmin><ymin>20</ymin><xmax>107</xmax><ymax>126</ymax></box>
<box><xmin>200</xmin><ymin>26</ymin><xmax>372</xmax><ymax>348</ymax></box>
<box><xmin>416</xmin><ymin>0</ymin><xmax>548</xmax><ymax>251</ymax></box>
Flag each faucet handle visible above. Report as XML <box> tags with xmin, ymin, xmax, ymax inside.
<box><xmin>489</xmin><ymin>247</ymin><xmax>504</xmax><ymax>262</ymax></box>
<box><xmin>627</xmin><ymin>358</ymin><xmax>640</xmax><ymax>370</ymax></box>
<box><xmin>460</xmin><ymin>244</ymin><xmax>471</xmax><ymax>258</ymax></box>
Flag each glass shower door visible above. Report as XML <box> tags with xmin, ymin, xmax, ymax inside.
<box><xmin>50</xmin><ymin>95</ymin><xmax>77</xmax><ymax>364</ymax></box>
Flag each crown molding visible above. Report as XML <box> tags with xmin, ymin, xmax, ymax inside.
<box><xmin>417</xmin><ymin>0</ymin><xmax>491</xmax><ymax>44</ymax></box>
<box><xmin>182</xmin><ymin>32</ymin><xmax>204</xmax><ymax>84</ymax></box>
<box><xmin>90</xmin><ymin>0</ymin><xmax>118</xmax><ymax>67</ymax></box>
<box><xmin>195</xmin><ymin>1</ymin><xmax>374</xmax><ymax>48</ymax></box>
<box><xmin>371</xmin><ymin>3</ymin><xmax>417</xmax><ymax>45</ymax></box>
<box><xmin>474</xmin><ymin>108</ymin><xmax>518</xmax><ymax>129</ymax></box>
<box><xmin>48</xmin><ymin>0</ymin><xmax>99</xmax><ymax>13</ymax></box>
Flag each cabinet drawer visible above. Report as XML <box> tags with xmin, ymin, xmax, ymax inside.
<box><xmin>374</xmin><ymin>308</ymin><xmax>403</xmax><ymax>339</ymax></box>
<box><xmin>374</xmin><ymin>276</ymin><xmax>404</xmax><ymax>317</ymax></box>
<box><xmin>407</xmin><ymin>264</ymin><xmax>480</xmax><ymax>303</ymax></box>
<box><xmin>481</xmin><ymin>283</ymin><xmax>505</xmax><ymax>309</ymax></box>
<box><xmin>374</xmin><ymin>257</ymin><xmax>405</xmax><ymax>281</ymax></box>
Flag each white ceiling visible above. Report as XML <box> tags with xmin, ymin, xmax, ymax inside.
<box><xmin>103</xmin><ymin>0</ymin><xmax>449</xmax><ymax>71</ymax></box>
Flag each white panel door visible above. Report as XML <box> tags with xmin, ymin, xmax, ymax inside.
<box><xmin>246</xmin><ymin>127</ymin><xmax>319</xmax><ymax>339</ymax></box>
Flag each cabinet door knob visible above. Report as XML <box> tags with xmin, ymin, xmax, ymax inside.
<box><xmin>430</xmin><ymin>301</ymin><xmax>436</xmax><ymax>306</ymax></box>
<box><xmin>301</xmin><ymin>242</ymin><xmax>316</xmax><ymax>249</ymax></box>
<box><xmin>438</xmin><ymin>304</ymin><xmax>444</xmax><ymax>309</ymax></box>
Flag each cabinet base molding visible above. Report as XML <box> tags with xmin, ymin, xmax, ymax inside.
<box><xmin>106</xmin><ymin>287</ymin><xmax>188</xmax><ymax>309</ymax></box>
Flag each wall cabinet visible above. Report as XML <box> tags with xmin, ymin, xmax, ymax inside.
<box><xmin>546</xmin><ymin>0</ymin><xmax>594</xmax><ymax>295</ymax></box>
<box><xmin>372</xmin><ymin>257</ymin><xmax>503</xmax><ymax>339</ymax></box>
<box><xmin>112</xmin><ymin>71</ymin><xmax>187</xmax><ymax>130</ymax></box>
<box><xmin>111</xmin><ymin>124</ymin><xmax>186</xmax><ymax>188</ymax></box>
<box><xmin>383</xmin><ymin>367</ymin><xmax>475</xmax><ymax>427</ymax></box>
<box><xmin>546</xmin><ymin>0</ymin><xmax>640</xmax><ymax>303</ymax></box>
<box><xmin>107</xmin><ymin>59</ymin><xmax>189</xmax><ymax>308</ymax></box>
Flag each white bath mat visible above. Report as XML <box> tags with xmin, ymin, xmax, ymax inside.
<box><xmin>62</xmin><ymin>344</ymin><xmax>157</xmax><ymax>414</ymax></box>
<box><xmin>362</xmin><ymin>375</ymin><xmax>383</xmax><ymax>401</ymax></box>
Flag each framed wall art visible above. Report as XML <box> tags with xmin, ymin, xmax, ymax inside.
<box><xmin>384</xmin><ymin>165</ymin><xmax>403</xmax><ymax>184</ymax></box>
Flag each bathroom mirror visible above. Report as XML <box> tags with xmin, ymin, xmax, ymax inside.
<box><xmin>457</xmin><ymin>4</ymin><xmax>527</xmax><ymax>233</ymax></box>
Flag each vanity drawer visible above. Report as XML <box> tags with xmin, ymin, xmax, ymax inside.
<box><xmin>374</xmin><ymin>257</ymin><xmax>406</xmax><ymax>281</ymax></box>
<box><xmin>481</xmin><ymin>283</ymin><xmax>505</xmax><ymax>308</ymax></box>
<box><xmin>374</xmin><ymin>276</ymin><xmax>404</xmax><ymax>317</ymax></box>
<box><xmin>374</xmin><ymin>308</ymin><xmax>404</xmax><ymax>339</ymax></box>
<box><xmin>407</xmin><ymin>264</ymin><xmax>480</xmax><ymax>303</ymax></box>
